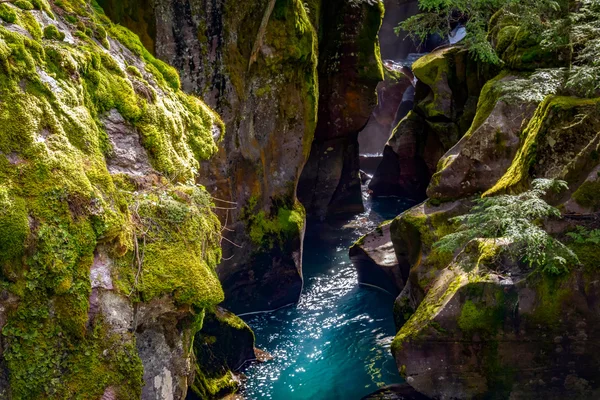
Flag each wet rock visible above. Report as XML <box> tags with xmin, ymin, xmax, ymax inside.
<box><xmin>350</xmin><ymin>222</ymin><xmax>405</xmax><ymax>297</ymax></box>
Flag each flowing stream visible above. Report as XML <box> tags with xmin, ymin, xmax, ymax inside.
<box><xmin>240</xmin><ymin>180</ymin><xmax>415</xmax><ymax>399</ymax></box>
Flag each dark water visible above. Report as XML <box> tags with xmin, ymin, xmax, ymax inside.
<box><xmin>240</xmin><ymin>189</ymin><xmax>415</xmax><ymax>400</ymax></box>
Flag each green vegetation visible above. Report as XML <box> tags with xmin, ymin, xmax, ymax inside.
<box><xmin>398</xmin><ymin>0</ymin><xmax>568</xmax><ymax>65</ymax></box>
<box><xmin>436</xmin><ymin>179</ymin><xmax>578</xmax><ymax>274</ymax></box>
<box><xmin>43</xmin><ymin>24</ymin><xmax>65</xmax><ymax>40</ymax></box>
<box><xmin>0</xmin><ymin>1</ymin><xmax>225</xmax><ymax>397</ymax></box>
<box><xmin>241</xmin><ymin>196</ymin><xmax>305</xmax><ymax>250</ymax></box>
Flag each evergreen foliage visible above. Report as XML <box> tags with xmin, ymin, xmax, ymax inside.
<box><xmin>435</xmin><ymin>179</ymin><xmax>579</xmax><ymax>275</ymax></box>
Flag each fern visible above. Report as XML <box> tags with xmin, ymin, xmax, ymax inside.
<box><xmin>435</xmin><ymin>179</ymin><xmax>579</xmax><ymax>275</ymax></box>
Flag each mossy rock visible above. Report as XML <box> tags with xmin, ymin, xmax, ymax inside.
<box><xmin>0</xmin><ymin>1</ymin><xmax>225</xmax><ymax>397</ymax></box>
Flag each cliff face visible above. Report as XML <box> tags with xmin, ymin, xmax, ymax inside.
<box><xmin>0</xmin><ymin>0</ymin><xmax>240</xmax><ymax>398</ymax></box>
<box><xmin>99</xmin><ymin>0</ymin><xmax>384</xmax><ymax>312</ymax></box>
<box><xmin>99</xmin><ymin>0</ymin><xmax>317</xmax><ymax>314</ymax></box>
<box><xmin>381</xmin><ymin>3</ymin><xmax>600</xmax><ymax>398</ymax></box>
<box><xmin>297</xmin><ymin>0</ymin><xmax>384</xmax><ymax>219</ymax></box>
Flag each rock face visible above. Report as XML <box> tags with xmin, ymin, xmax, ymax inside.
<box><xmin>362</xmin><ymin>383</ymin><xmax>431</xmax><ymax>400</ymax></box>
<box><xmin>358</xmin><ymin>71</ymin><xmax>413</xmax><ymax>155</ymax></box>
<box><xmin>380</xmin><ymin>0</ymin><xmax>419</xmax><ymax>61</ymax></box>
<box><xmin>350</xmin><ymin>222</ymin><xmax>405</xmax><ymax>297</ymax></box>
<box><xmin>99</xmin><ymin>0</ymin><xmax>317</xmax><ymax>313</ymax></box>
<box><xmin>370</xmin><ymin>47</ymin><xmax>491</xmax><ymax>200</ymax></box>
<box><xmin>387</xmin><ymin>14</ymin><xmax>600</xmax><ymax>397</ymax></box>
<box><xmin>0</xmin><ymin>1</ymin><xmax>240</xmax><ymax>398</ymax></box>
<box><xmin>99</xmin><ymin>0</ymin><xmax>385</xmax><ymax>312</ymax></box>
<box><xmin>298</xmin><ymin>0</ymin><xmax>384</xmax><ymax>219</ymax></box>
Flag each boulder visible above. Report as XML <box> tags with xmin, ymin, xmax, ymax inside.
<box><xmin>392</xmin><ymin>239</ymin><xmax>600</xmax><ymax>400</ymax></box>
<box><xmin>427</xmin><ymin>69</ymin><xmax>564</xmax><ymax>201</ymax></box>
<box><xmin>350</xmin><ymin>222</ymin><xmax>405</xmax><ymax>297</ymax></box>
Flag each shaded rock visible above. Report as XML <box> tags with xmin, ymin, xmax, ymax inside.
<box><xmin>298</xmin><ymin>0</ymin><xmax>384</xmax><ymax>219</ymax></box>
<box><xmin>188</xmin><ymin>307</ymin><xmax>257</xmax><ymax>399</ymax></box>
<box><xmin>380</xmin><ymin>0</ymin><xmax>420</xmax><ymax>61</ymax></box>
<box><xmin>350</xmin><ymin>222</ymin><xmax>405</xmax><ymax>297</ymax></box>
<box><xmin>361</xmin><ymin>383</ymin><xmax>430</xmax><ymax>400</ymax></box>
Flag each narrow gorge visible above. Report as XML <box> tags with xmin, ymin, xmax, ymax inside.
<box><xmin>0</xmin><ymin>0</ymin><xmax>599</xmax><ymax>399</ymax></box>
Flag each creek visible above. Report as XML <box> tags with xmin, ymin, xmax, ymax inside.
<box><xmin>240</xmin><ymin>175</ymin><xmax>415</xmax><ymax>399</ymax></box>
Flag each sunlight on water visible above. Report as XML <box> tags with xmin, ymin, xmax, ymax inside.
<box><xmin>240</xmin><ymin>193</ymin><xmax>414</xmax><ymax>400</ymax></box>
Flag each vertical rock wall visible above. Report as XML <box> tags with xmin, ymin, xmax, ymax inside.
<box><xmin>298</xmin><ymin>0</ymin><xmax>384</xmax><ymax>220</ymax></box>
<box><xmin>99</xmin><ymin>0</ymin><xmax>318</xmax><ymax>314</ymax></box>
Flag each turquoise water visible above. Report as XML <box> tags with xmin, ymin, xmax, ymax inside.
<box><xmin>240</xmin><ymin>195</ymin><xmax>414</xmax><ymax>400</ymax></box>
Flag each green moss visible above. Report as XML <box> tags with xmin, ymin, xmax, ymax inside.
<box><xmin>0</xmin><ymin>0</ymin><xmax>226</xmax><ymax>396</ymax></box>
<box><xmin>0</xmin><ymin>4</ymin><xmax>17</xmax><ymax>23</ymax></box>
<box><xmin>14</xmin><ymin>0</ymin><xmax>34</xmax><ymax>11</ymax></box>
<box><xmin>486</xmin><ymin>96</ymin><xmax>600</xmax><ymax>196</ymax></box>
<box><xmin>189</xmin><ymin>365</ymin><xmax>237</xmax><ymax>400</ymax></box>
<box><xmin>572</xmin><ymin>180</ymin><xmax>600</xmax><ymax>211</ymax></box>
<box><xmin>458</xmin><ymin>296</ymin><xmax>504</xmax><ymax>336</ymax></box>
<box><xmin>0</xmin><ymin>187</ymin><xmax>30</xmax><ymax>267</ymax></box>
<box><xmin>241</xmin><ymin>195</ymin><xmax>306</xmax><ymax>251</ymax></box>
<box><xmin>108</xmin><ymin>24</ymin><xmax>180</xmax><ymax>91</ymax></box>
<box><xmin>356</xmin><ymin>0</ymin><xmax>384</xmax><ymax>81</ymax></box>
<box><xmin>43</xmin><ymin>25</ymin><xmax>65</xmax><ymax>41</ymax></box>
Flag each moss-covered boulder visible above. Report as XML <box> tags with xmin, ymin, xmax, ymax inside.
<box><xmin>392</xmin><ymin>238</ymin><xmax>600</xmax><ymax>400</ymax></box>
<box><xmin>298</xmin><ymin>0</ymin><xmax>384</xmax><ymax>219</ymax></box>
<box><xmin>0</xmin><ymin>1</ymin><xmax>233</xmax><ymax>398</ymax></box>
<box><xmin>389</xmin><ymin>61</ymin><xmax>600</xmax><ymax>400</ymax></box>
<box><xmin>427</xmin><ymin>69</ymin><xmax>564</xmax><ymax>201</ymax></box>
<box><xmin>370</xmin><ymin>47</ymin><xmax>492</xmax><ymax>199</ymax></box>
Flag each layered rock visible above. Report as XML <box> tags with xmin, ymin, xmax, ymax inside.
<box><xmin>298</xmin><ymin>0</ymin><xmax>384</xmax><ymax>219</ymax></box>
<box><xmin>0</xmin><ymin>1</ymin><xmax>240</xmax><ymax>398</ymax></box>
<box><xmin>370</xmin><ymin>47</ymin><xmax>492</xmax><ymax>200</ymax></box>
